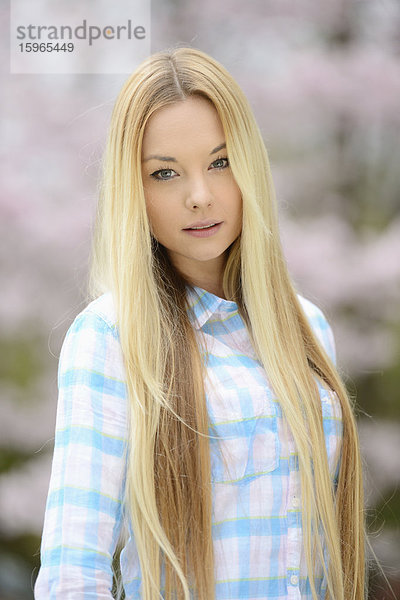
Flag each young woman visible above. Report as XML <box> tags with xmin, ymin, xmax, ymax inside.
<box><xmin>35</xmin><ymin>47</ymin><xmax>367</xmax><ymax>600</ymax></box>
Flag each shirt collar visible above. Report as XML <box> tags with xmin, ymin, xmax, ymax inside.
<box><xmin>186</xmin><ymin>285</ymin><xmax>238</xmax><ymax>330</ymax></box>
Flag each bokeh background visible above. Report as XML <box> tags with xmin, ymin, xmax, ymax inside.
<box><xmin>1</xmin><ymin>0</ymin><xmax>400</xmax><ymax>598</ymax></box>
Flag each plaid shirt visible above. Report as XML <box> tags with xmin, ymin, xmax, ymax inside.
<box><xmin>35</xmin><ymin>286</ymin><xmax>342</xmax><ymax>599</ymax></box>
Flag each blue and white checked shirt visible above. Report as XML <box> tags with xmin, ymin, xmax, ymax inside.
<box><xmin>35</xmin><ymin>286</ymin><xmax>342</xmax><ymax>599</ymax></box>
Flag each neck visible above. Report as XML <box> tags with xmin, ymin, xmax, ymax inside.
<box><xmin>191</xmin><ymin>278</ymin><xmax>225</xmax><ymax>299</ymax></box>
<box><xmin>169</xmin><ymin>253</ymin><xmax>227</xmax><ymax>300</ymax></box>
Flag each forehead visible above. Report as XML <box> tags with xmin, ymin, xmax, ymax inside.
<box><xmin>141</xmin><ymin>96</ymin><xmax>224</xmax><ymax>154</ymax></box>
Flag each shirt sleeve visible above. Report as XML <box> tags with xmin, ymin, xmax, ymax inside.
<box><xmin>34</xmin><ymin>308</ymin><xmax>129</xmax><ymax>599</ymax></box>
<box><xmin>298</xmin><ymin>296</ymin><xmax>343</xmax><ymax>480</ymax></box>
<box><xmin>298</xmin><ymin>299</ymin><xmax>343</xmax><ymax>594</ymax></box>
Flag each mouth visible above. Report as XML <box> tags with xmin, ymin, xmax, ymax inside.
<box><xmin>182</xmin><ymin>221</ymin><xmax>223</xmax><ymax>238</ymax></box>
<box><xmin>183</xmin><ymin>221</ymin><xmax>222</xmax><ymax>231</ymax></box>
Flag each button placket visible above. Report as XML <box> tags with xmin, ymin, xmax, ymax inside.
<box><xmin>286</xmin><ymin>419</ymin><xmax>302</xmax><ymax>597</ymax></box>
<box><xmin>291</xmin><ymin>495</ymin><xmax>301</xmax><ymax>509</ymax></box>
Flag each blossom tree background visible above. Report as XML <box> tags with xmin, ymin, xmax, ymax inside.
<box><xmin>1</xmin><ymin>0</ymin><xmax>399</xmax><ymax>598</ymax></box>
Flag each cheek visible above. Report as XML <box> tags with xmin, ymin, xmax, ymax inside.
<box><xmin>232</xmin><ymin>189</ymin><xmax>243</xmax><ymax>221</ymax></box>
<box><xmin>145</xmin><ymin>197</ymin><xmax>177</xmax><ymax>244</ymax></box>
<box><xmin>227</xmin><ymin>180</ymin><xmax>242</xmax><ymax>207</ymax></box>
<box><xmin>145</xmin><ymin>196</ymin><xmax>162</xmax><ymax>236</ymax></box>
<box><xmin>234</xmin><ymin>198</ymin><xmax>243</xmax><ymax>236</ymax></box>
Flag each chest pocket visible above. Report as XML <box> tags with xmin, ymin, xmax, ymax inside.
<box><xmin>207</xmin><ymin>386</ymin><xmax>280</xmax><ymax>484</ymax></box>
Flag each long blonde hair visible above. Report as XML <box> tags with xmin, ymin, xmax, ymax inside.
<box><xmin>88</xmin><ymin>46</ymin><xmax>366</xmax><ymax>599</ymax></box>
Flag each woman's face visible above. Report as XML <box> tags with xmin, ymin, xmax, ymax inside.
<box><xmin>141</xmin><ymin>95</ymin><xmax>242</xmax><ymax>286</ymax></box>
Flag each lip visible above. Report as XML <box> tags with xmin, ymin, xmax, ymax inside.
<box><xmin>183</xmin><ymin>222</ymin><xmax>223</xmax><ymax>238</ymax></box>
<box><xmin>183</xmin><ymin>219</ymin><xmax>223</xmax><ymax>230</ymax></box>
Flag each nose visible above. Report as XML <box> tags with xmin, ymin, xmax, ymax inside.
<box><xmin>184</xmin><ymin>173</ymin><xmax>214</xmax><ymax>210</ymax></box>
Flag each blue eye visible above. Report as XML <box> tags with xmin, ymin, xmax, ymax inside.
<box><xmin>211</xmin><ymin>157</ymin><xmax>229</xmax><ymax>169</ymax></box>
<box><xmin>150</xmin><ymin>167</ymin><xmax>177</xmax><ymax>181</ymax></box>
<box><xmin>149</xmin><ymin>157</ymin><xmax>229</xmax><ymax>181</ymax></box>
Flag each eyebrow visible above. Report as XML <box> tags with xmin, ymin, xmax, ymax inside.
<box><xmin>142</xmin><ymin>142</ymin><xmax>226</xmax><ymax>163</ymax></box>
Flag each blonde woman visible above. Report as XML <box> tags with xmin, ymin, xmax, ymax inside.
<box><xmin>35</xmin><ymin>47</ymin><xmax>367</xmax><ymax>600</ymax></box>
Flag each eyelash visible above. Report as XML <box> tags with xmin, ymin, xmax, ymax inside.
<box><xmin>150</xmin><ymin>156</ymin><xmax>230</xmax><ymax>182</ymax></box>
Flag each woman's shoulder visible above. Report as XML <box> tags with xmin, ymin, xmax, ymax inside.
<box><xmin>296</xmin><ymin>294</ymin><xmax>337</xmax><ymax>365</ymax></box>
<box><xmin>66</xmin><ymin>291</ymin><xmax>118</xmax><ymax>339</ymax></box>
<box><xmin>297</xmin><ymin>293</ymin><xmax>325</xmax><ymax>318</ymax></box>
<box><xmin>297</xmin><ymin>294</ymin><xmax>331</xmax><ymax>327</ymax></box>
<box><xmin>80</xmin><ymin>291</ymin><xmax>117</xmax><ymax>328</ymax></box>
<box><xmin>59</xmin><ymin>292</ymin><xmax>119</xmax><ymax>361</ymax></box>
<box><xmin>58</xmin><ymin>292</ymin><xmax>126</xmax><ymax>383</ymax></box>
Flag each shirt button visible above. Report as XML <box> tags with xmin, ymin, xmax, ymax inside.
<box><xmin>290</xmin><ymin>575</ymin><xmax>299</xmax><ymax>586</ymax></box>
<box><xmin>292</xmin><ymin>496</ymin><xmax>300</xmax><ymax>508</ymax></box>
